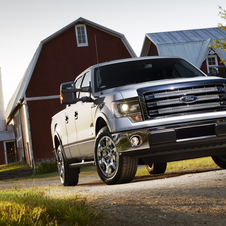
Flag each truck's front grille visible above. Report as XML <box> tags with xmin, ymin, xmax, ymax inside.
<box><xmin>140</xmin><ymin>82</ymin><xmax>226</xmax><ymax>119</ymax></box>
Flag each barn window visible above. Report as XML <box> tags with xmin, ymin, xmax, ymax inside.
<box><xmin>206</xmin><ymin>55</ymin><xmax>218</xmax><ymax>74</ymax></box>
<box><xmin>75</xmin><ymin>24</ymin><xmax>88</xmax><ymax>47</ymax></box>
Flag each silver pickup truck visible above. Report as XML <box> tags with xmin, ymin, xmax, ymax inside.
<box><xmin>51</xmin><ymin>56</ymin><xmax>226</xmax><ymax>186</ymax></box>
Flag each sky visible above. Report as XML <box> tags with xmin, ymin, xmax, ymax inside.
<box><xmin>0</xmin><ymin>0</ymin><xmax>226</xmax><ymax>109</ymax></box>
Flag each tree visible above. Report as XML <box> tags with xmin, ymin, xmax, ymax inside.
<box><xmin>212</xmin><ymin>6</ymin><xmax>226</xmax><ymax>64</ymax></box>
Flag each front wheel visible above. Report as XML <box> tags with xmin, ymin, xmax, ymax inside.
<box><xmin>212</xmin><ymin>155</ymin><xmax>226</xmax><ymax>169</ymax></box>
<box><xmin>56</xmin><ymin>144</ymin><xmax>79</xmax><ymax>186</ymax></box>
<box><xmin>146</xmin><ymin>162</ymin><xmax>167</xmax><ymax>174</ymax></box>
<box><xmin>95</xmin><ymin>127</ymin><xmax>138</xmax><ymax>185</ymax></box>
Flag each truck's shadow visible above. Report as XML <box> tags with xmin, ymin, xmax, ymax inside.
<box><xmin>78</xmin><ymin>167</ymin><xmax>221</xmax><ymax>187</ymax></box>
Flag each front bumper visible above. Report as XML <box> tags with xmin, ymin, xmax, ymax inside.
<box><xmin>113</xmin><ymin>118</ymin><xmax>226</xmax><ymax>163</ymax></box>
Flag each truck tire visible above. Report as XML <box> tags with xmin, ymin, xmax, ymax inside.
<box><xmin>95</xmin><ymin>126</ymin><xmax>138</xmax><ymax>185</ymax></box>
<box><xmin>212</xmin><ymin>155</ymin><xmax>226</xmax><ymax>169</ymax></box>
<box><xmin>56</xmin><ymin>144</ymin><xmax>79</xmax><ymax>186</ymax></box>
<box><xmin>146</xmin><ymin>162</ymin><xmax>167</xmax><ymax>174</ymax></box>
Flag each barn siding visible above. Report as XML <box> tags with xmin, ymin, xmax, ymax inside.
<box><xmin>26</xmin><ymin>98</ymin><xmax>63</xmax><ymax>161</ymax></box>
<box><xmin>26</xmin><ymin>24</ymin><xmax>132</xmax><ymax>98</ymax></box>
<box><xmin>217</xmin><ymin>55</ymin><xmax>225</xmax><ymax>68</ymax></box>
<box><xmin>200</xmin><ymin>60</ymin><xmax>207</xmax><ymax>74</ymax></box>
<box><xmin>13</xmin><ymin>111</ymin><xmax>24</xmax><ymax>162</ymax></box>
<box><xmin>147</xmin><ymin>42</ymin><xmax>159</xmax><ymax>56</ymax></box>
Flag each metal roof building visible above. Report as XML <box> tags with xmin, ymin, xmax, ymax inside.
<box><xmin>141</xmin><ymin>27</ymin><xmax>226</xmax><ymax>70</ymax></box>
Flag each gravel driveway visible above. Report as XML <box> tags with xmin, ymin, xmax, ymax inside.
<box><xmin>1</xmin><ymin>169</ymin><xmax>226</xmax><ymax>226</ymax></box>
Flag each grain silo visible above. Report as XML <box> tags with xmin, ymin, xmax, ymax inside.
<box><xmin>0</xmin><ymin>68</ymin><xmax>6</xmax><ymax>131</ymax></box>
<box><xmin>0</xmin><ymin>68</ymin><xmax>15</xmax><ymax>165</ymax></box>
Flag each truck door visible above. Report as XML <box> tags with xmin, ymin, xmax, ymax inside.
<box><xmin>76</xmin><ymin>71</ymin><xmax>96</xmax><ymax>159</ymax></box>
<box><xmin>64</xmin><ymin>76</ymin><xmax>83</xmax><ymax>160</ymax></box>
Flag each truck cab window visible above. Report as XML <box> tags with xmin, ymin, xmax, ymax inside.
<box><xmin>74</xmin><ymin>76</ymin><xmax>82</xmax><ymax>98</ymax></box>
<box><xmin>80</xmin><ymin>71</ymin><xmax>91</xmax><ymax>98</ymax></box>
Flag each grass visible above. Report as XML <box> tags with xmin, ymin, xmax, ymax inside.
<box><xmin>0</xmin><ymin>188</ymin><xmax>103</xmax><ymax>226</ymax></box>
<box><xmin>0</xmin><ymin>162</ymin><xmax>29</xmax><ymax>172</ymax></box>
<box><xmin>0</xmin><ymin>163</ymin><xmax>97</xmax><ymax>184</ymax></box>
<box><xmin>0</xmin><ymin>163</ymin><xmax>103</xmax><ymax>225</ymax></box>
<box><xmin>136</xmin><ymin>157</ymin><xmax>219</xmax><ymax>176</ymax></box>
<box><xmin>166</xmin><ymin>157</ymin><xmax>219</xmax><ymax>171</ymax></box>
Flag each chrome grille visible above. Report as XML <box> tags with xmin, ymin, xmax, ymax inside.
<box><xmin>143</xmin><ymin>85</ymin><xmax>226</xmax><ymax>119</ymax></box>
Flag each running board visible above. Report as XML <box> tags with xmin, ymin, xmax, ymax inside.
<box><xmin>69</xmin><ymin>160</ymin><xmax>95</xmax><ymax>168</ymax></box>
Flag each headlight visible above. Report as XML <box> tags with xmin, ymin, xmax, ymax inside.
<box><xmin>112</xmin><ymin>98</ymin><xmax>143</xmax><ymax>122</ymax></box>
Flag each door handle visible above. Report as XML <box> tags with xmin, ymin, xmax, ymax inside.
<box><xmin>74</xmin><ymin>111</ymin><xmax>78</xmax><ymax>120</ymax></box>
<box><xmin>65</xmin><ymin>115</ymin><xmax>69</xmax><ymax>123</ymax></box>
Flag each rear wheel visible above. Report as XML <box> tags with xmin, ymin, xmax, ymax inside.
<box><xmin>56</xmin><ymin>144</ymin><xmax>79</xmax><ymax>186</ymax></box>
<box><xmin>95</xmin><ymin>126</ymin><xmax>138</xmax><ymax>185</ymax></box>
<box><xmin>212</xmin><ymin>155</ymin><xmax>226</xmax><ymax>169</ymax></box>
<box><xmin>146</xmin><ymin>162</ymin><xmax>167</xmax><ymax>174</ymax></box>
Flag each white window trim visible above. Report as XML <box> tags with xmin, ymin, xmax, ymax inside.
<box><xmin>75</xmin><ymin>24</ymin><xmax>88</xmax><ymax>47</ymax></box>
<box><xmin>206</xmin><ymin>55</ymin><xmax>218</xmax><ymax>74</ymax></box>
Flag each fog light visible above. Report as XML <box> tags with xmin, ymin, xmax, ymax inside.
<box><xmin>130</xmin><ymin>135</ymin><xmax>142</xmax><ymax>147</ymax></box>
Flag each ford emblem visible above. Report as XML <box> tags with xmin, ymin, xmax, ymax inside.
<box><xmin>180</xmin><ymin>95</ymin><xmax>197</xmax><ymax>103</ymax></box>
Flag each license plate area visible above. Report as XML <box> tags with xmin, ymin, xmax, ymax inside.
<box><xmin>176</xmin><ymin>124</ymin><xmax>216</xmax><ymax>141</ymax></box>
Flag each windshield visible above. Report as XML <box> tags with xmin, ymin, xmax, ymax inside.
<box><xmin>94</xmin><ymin>58</ymin><xmax>205</xmax><ymax>92</ymax></box>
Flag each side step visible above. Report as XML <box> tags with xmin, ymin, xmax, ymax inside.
<box><xmin>70</xmin><ymin>160</ymin><xmax>95</xmax><ymax>168</ymax></box>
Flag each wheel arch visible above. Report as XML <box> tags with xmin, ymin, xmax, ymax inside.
<box><xmin>53</xmin><ymin>124</ymin><xmax>63</xmax><ymax>148</ymax></box>
<box><xmin>54</xmin><ymin>134</ymin><xmax>60</xmax><ymax>150</ymax></box>
<box><xmin>53</xmin><ymin>130</ymin><xmax>64</xmax><ymax>159</ymax></box>
<box><xmin>95</xmin><ymin>114</ymin><xmax>111</xmax><ymax>136</ymax></box>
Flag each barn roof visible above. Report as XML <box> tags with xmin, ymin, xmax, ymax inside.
<box><xmin>6</xmin><ymin>17</ymin><xmax>136</xmax><ymax>121</ymax></box>
<box><xmin>141</xmin><ymin>27</ymin><xmax>226</xmax><ymax>68</ymax></box>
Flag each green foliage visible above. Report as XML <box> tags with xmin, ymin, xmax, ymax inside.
<box><xmin>0</xmin><ymin>162</ymin><xmax>29</xmax><ymax>173</ymax></box>
<box><xmin>33</xmin><ymin>162</ymin><xmax>58</xmax><ymax>175</ymax></box>
<box><xmin>0</xmin><ymin>202</ymin><xmax>48</xmax><ymax>226</ymax></box>
<box><xmin>211</xmin><ymin>6</ymin><xmax>226</xmax><ymax>64</ymax></box>
<box><xmin>0</xmin><ymin>189</ymin><xmax>102</xmax><ymax>226</ymax></box>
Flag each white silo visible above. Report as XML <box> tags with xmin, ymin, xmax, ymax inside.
<box><xmin>0</xmin><ymin>68</ymin><xmax>6</xmax><ymax>131</ymax></box>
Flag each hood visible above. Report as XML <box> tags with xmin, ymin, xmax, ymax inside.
<box><xmin>100</xmin><ymin>76</ymin><xmax>226</xmax><ymax>100</ymax></box>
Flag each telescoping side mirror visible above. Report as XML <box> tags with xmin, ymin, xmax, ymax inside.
<box><xmin>60</xmin><ymin>82</ymin><xmax>77</xmax><ymax>104</ymax></box>
<box><xmin>60</xmin><ymin>82</ymin><xmax>94</xmax><ymax>104</ymax></box>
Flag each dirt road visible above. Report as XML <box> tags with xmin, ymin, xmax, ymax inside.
<box><xmin>1</xmin><ymin>169</ymin><xmax>226</xmax><ymax>225</ymax></box>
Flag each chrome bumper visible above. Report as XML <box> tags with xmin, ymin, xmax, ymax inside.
<box><xmin>112</xmin><ymin>119</ymin><xmax>226</xmax><ymax>160</ymax></box>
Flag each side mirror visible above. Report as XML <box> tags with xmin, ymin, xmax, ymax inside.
<box><xmin>60</xmin><ymin>82</ymin><xmax>93</xmax><ymax>104</ymax></box>
<box><xmin>60</xmin><ymin>82</ymin><xmax>77</xmax><ymax>104</ymax></box>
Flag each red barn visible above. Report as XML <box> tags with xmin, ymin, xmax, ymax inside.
<box><xmin>5</xmin><ymin>17</ymin><xmax>136</xmax><ymax>167</ymax></box>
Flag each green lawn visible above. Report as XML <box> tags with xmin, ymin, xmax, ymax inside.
<box><xmin>0</xmin><ymin>161</ymin><xmax>30</xmax><ymax>172</ymax></box>
<box><xmin>136</xmin><ymin>157</ymin><xmax>219</xmax><ymax>176</ymax></box>
<box><xmin>0</xmin><ymin>188</ymin><xmax>103</xmax><ymax>226</ymax></box>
